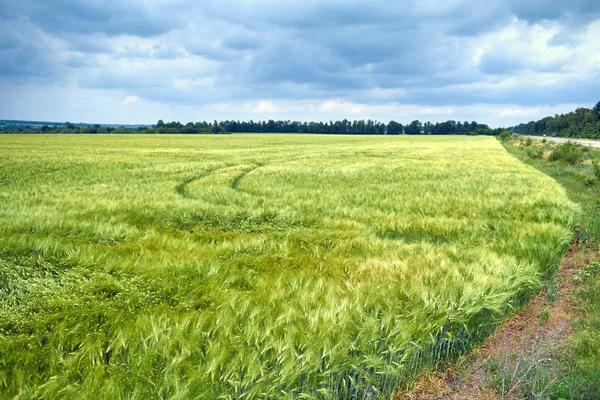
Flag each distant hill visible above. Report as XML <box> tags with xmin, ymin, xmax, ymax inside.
<box><xmin>0</xmin><ymin>120</ymin><xmax>151</xmax><ymax>129</ymax></box>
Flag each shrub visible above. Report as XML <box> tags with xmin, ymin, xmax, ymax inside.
<box><xmin>548</xmin><ymin>141</ymin><xmax>584</xmax><ymax>164</ymax></box>
<box><xmin>592</xmin><ymin>161</ymin><xmax>600</xmax><ymax>181</ymax></box>
<box><xmin>527</xmin><ymin>147</ymin><xmax>544</xmax><ymax>159</ymax></box>
<box><xmin>585</xmin><ymin>176</ymin><xmax>596</xmax><ymax>187</ymax></box>
<box><xmin>498</xmin><ymin>130</ymin><xmax>512</xmax><ymax>141</ymax></box>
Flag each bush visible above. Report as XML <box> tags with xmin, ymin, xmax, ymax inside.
<box><xmin>592</xmin><ymin>161</ymin><xmax>600</xmax><ymax>180</ymax></box>
<box><xmin>548</xmin><ymin>141</ymin><xmax>584</xmax><ymax>164</ymax></box>
<box><xmin>525</xmin><ymin>138</ymin><xmax>533</xmax><ymax>147</ymax></box>
<box><xmin>527</xmin><ymin>147</ymin><xmax>544</xmax><ymax>159</ymax></box>
<box><xmin>498</xmin><ymin>130</ymin><xmax>512</xmax><ymax>141</ymax></box>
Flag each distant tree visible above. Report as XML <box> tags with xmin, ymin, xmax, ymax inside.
<box><xmin>265</xmin><ymin>120</ymin><xmax>276</xmax><ymax>132</ymax></box>
<box><xmin>387</xmin><ymin>120</ymin><xmax>403</xmax><ymax>135</ymax></box>
<box><xmin>25</xmin><ymin>117</ymin><xmax>514</xmax><ymax>136</ymax></box>
<box><xmin>211</xmin><ymin>125</ymin><xmax>226</xmax><ymax>134</ymax></box>
<box><xmin>405</xmin><ymin>120</ymin><xmax>422</xmax><ymax>135</ymax></box>
<box><xmin>593</xmin><ymin>101</ymin><xmax>600</xmax><ymax>117</ymax></box>
<box><xmin>423</xmin><ymin>121</ymin><xmax>433</xmax><ymax>135</ymax></box>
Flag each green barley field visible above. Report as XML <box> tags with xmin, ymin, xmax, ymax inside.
<box><xmin>0</xmin><ymin>134</ymin><xmax>578</xmax><ymax>399</ymax></box>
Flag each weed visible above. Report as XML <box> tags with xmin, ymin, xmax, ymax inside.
<box><xmin>537</xmin><ymin>308</ymin><xmax>551</xmax><ymax>324</ymax></box>
<box><xmin>592</xmin><ymin>161</ymin><xmax>600</xmax><ymax>181</ymax></box>
<box><xmin>485</xmin><ymin>345</ymin><xmax>558</xmax><ymax>399</ymax></box>
<box><xmin>580</xmin><ymin>262</ymin><xmax>600</xmax><ymax>281</ymax></box>
<box><xmin>546</xmin><ymin>280</ymin><xmax>559</xmax><ymax>302</ymax></box>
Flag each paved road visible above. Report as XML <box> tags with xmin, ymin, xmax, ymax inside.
<box><xmin>518</xmin><ymin>135</ymin><xmax>600</xmax><ymax>148</ymax></box>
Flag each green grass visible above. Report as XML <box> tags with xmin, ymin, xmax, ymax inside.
<box><xmin>0</xmin><ymin>134</ymin><xmax>577</xmax><ymax>399</ymax></box>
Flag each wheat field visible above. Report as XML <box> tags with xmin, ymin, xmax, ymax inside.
<box><xmin>0</xmin><ymin>134</ymin><xmax>577</xmax><ymax>399</ymax></box>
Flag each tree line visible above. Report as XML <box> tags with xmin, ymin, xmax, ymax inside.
<box><xmin>214</xmin><ymin>119</ymin><xmax>500</xmax><ymax>135</ymax></box>
<box><xmin>2</xmin><ymin>118</ymin><xmax>504</xmax><ymax>135</ymax></box>
<box><xmin>511</xmin><ymin>101</ymin><xmax>600</xmax><ymax>139</ymax></box>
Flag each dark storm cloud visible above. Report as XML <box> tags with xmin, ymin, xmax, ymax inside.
<box><xmin>1</xmin><ymin>0</ymin><xmax>600</xmax><ymax>121</ymax></box>
<box><xmin>510</xmin><ymin>0</ymin><xmax>600</xmax><ymax>24</ymax></box>
<box><xmin>0</xmin><ymin>0</ymin><xmax>177</xmax><ymax>37</ymax></box>
<box><xmin>221</xmin><ymin>31</ymin><xmax>264</xmax><ymax>51</ymax></box>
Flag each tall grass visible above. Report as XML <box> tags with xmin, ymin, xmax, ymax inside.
<box><xmin>0</xmin><ymin>134</ymin><xmax>577</xmax><ymax>398</ymax></box>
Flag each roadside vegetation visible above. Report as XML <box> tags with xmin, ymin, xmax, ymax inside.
<box><xmin>0</xmin><ymin>135</ymin><xmax>577</xmax><ymax>398</ymax></box>
<box><xmin>501</xmin><ymin>136</ymin><xmax>600</xmax><ymax>398</ymax></box>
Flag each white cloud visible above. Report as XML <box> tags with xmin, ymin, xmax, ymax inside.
<box><xmin>121</xmin><ymin>95</ymin><xmax>140</xmax><ymax>105</ymax></box>
<box><xmin>318</xmin><ymin>99</ymin><xmax>362</xmax><ymax>114</ymax></box>
<box><xmin>497</xmin><ymin>104</ymin><xmax>581</xmax><ymax>120</ymax></box>
<box><xmin>253</xmin><ymin>101</ymin><xmax>277</xmax><ymax>113</ymax></box>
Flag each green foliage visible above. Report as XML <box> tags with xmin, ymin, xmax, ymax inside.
<box><xmin>498</xmin><ymin>130</ymin><xmax>512</xmax><ymax>141</ymax></box>
<box><xmin>404</xmin><ymin>120</ymin><xmax>422</xmax><ymax>134</ymax></box>
<box><xmin>580</xmin><ymin>262</ymin><xmax>600</xmax><ymax>281</ymax></box>
<box><xmin>1</xmin><ymin>119</ymin><xmax>502</xmax><ymax>135</ymax></box>
<box><xmin>527</xmin><ymin>146</ymin><xmax>544</xmax><ymax>159</ymax></box>
<box><xmin>387</xmin><ymin>120</ymin><xmax>403</xmax><ymax>134</ymax></box>
<box><xmin>546</xmin><ymin>279</ymin><xmax>558</xmax><ymax>302</ymax></box>
<box><xmin>592</xmin><ymin>161</ymin><xmax>600</xmax><ymax>181</ymax></box>
<box><xmin>513</xmin><ymin>102</ymin><xmax>600</xmax><ymax>139</ymax></box>
<box><xmin>548</xmin><ymin>141</ymin><xmax>585</xmax><ymax>164</ymax></box>
<box><xmin>537</xmin><ymin>308</ymin><xmax>550</xmax><ymax>324</ymax></box>
<box><xmin>568</xmin><ymin>264</ymin><xmax>600</xmax><ymax>398</ymax></box>
<box><xmin>0</xmin><ymin>135</ymin><xmax>577</xmax><ymax>398</ymax></box>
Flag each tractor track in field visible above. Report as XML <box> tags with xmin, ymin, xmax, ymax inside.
<box><xmin>229</xmin><ymin>163</ymin><xmax>264</xmax><ymax>192</ymax></box>
<box><xmin>176</xmin><ymin>163</ymin><xmax>266</xmax><ymax>199</ymax></box>
<box><xmin>175</xmin><ymin>165</ymin><xmax>232</xmax><ymax>199</ymax></box>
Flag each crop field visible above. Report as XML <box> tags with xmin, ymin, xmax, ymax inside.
<box><xmin>0</xmin><ymin>134</ymin><xmax>578</xmax><ymax>399</ymax></box>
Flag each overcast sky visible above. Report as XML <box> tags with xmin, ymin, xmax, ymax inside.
<box><xmin>1</xmin><ymin>0</ymin><xmax>599</xmax><ymax>127</ymax></box>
